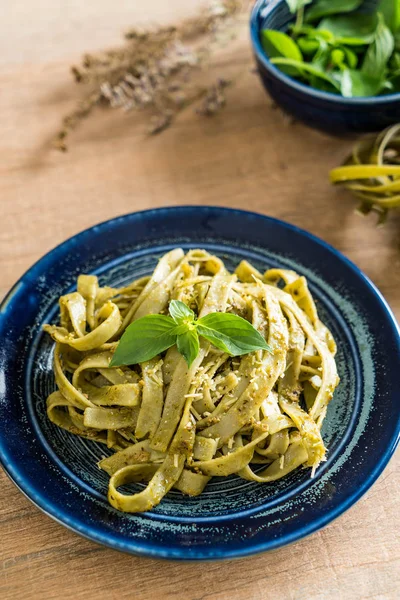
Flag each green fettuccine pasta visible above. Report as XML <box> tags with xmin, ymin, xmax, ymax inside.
<box><xmin>43</xmin><ymin>248</ymin><xmax>339</xmax><ymax>513</ymax></box>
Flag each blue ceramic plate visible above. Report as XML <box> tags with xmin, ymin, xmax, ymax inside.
<box><xmin>0</xmin><ymin>207</ymin><xmax>399</xmax><ymax>560</ymax></box>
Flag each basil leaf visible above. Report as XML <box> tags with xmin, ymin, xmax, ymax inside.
<box><xmin>261</xmin><ymin>30</ymin><xmax>303</xmax><ymax>75</ymax></box>
<box><xmin>286</xmin><ymin>0</ymin><xmax>312</xmax><ymax>14</ymax></box>
<box><xmin>305</xmin><ymin>0</ymin><xmax>363</xmax><ymax>23</ymax></box>
<box><xmin>331</xmin><ymin>48</ymin><xmax>346</xmax><ymax>68</ymax></box>
<box><xmin>177</xmin><ymin>328</ymin><xmax>200</xmax><ymax>367</ymax></box>
<box><xmin>271</xmin><ymin>57</ymin><xmax>341</xmax><ymax>89</ymax></box>
<box><xmin>340</xmin><ymin>45</ymin><xmax>359</xmax><ymax>68</ymax></box>
<box><xmin>311</xmin><ymin>41</ymin><xmax>331</xmax><ymax>68</ymax></box>
<box><xmin>110</xmin><ymin>315</ymin><xmax>177</xmax><ymax>366</ymax></box>
<box><xmin>297</xmin><ymin>36</ymin><xmax>320</xmax><ymax>55</ymax></box>
<box><xmin>380</xmin><ymin>0</ymin><xmax>400</xmax><ymax>33</ymax></box>
<box><xmin>307</xmin><ymin>77</ymin><xmax>341</xmax><ymax>93</ymax></box>
<box><xmin>340</xmin><ymin>69</ymin><xmax>384</xmax><ymax>96</ymax></box>
<box><xmin>169</xmin><ymin>299</ymin><xmax>195</xmax><ymax>324</ymax></box>
<box><xmin>292</xmin><ymin>25</ymin><xmax>335</xmax><ymax>42</ymax></box>
<box><xmin>362</xmin><ymin>13</ymin><xmax>394</xmax><ymax>77</ymax></box>
<box><xmin>318</xmin><ymin>14</ymin><xmax>378</xmax><ymax>45</ymax></box>
<box><xmin>329</xmin><ymin>45</ymin><xmax>358</xmax><ymax>70</ymax></box>
<box><xmin>261</xmin><ymin>30</ymin><xmax>303</xmax><ymax>61</ymax></box>
<box><xmin>197</xmin><ymin>313</ymin><xmax>271</xmax><ymax>356</ymax></box>
<box><xmin>308</xmin><ymin>43</ymin><xmax>338</xmax><ymax>89</ymax></box>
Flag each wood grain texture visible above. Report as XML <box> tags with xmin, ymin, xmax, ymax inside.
<box><xmin>0</xmin><ymin>2</ymin><xmax>399</xmax><ymax>599</ymax></box>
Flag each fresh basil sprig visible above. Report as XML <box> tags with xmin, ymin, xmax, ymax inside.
<box><xmin>261</xmin><ymin>0</ymin><xmax>400</xmax><ymax>98</ymax></box>
<box><xmin>362</xmin><ymin>12</ymin><xmax>394</xmax><ymax>77</ymax></box>
<box><xmin>110</xmin><ymin>300</ymin><xmax>272</xmax><ymax>368</ymax></box>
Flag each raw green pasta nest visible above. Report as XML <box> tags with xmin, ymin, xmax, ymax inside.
<box><xmin>44</xmin><ymin>248</ymin><xmax>339</xmax><ymax>513</ymax></box>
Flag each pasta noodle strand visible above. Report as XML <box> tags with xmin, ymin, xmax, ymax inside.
<box><xmin>43</xmin><ymin>249</ymin><xmax>339</xmax><ymax>513</ymax></box>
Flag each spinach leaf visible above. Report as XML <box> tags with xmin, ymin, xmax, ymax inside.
<box><xmin>305</xmin><ymin>0</ymin><xmax>363</xmax><ymax>23</ymax></box>
<box><xmin>362</xmin><ymin>13</ymin><xmax>394</xmax><ymax>77</ymax></box>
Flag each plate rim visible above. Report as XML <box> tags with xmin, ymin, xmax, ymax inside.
<box><xmin>0</xmin><ymin>206</ymin><xmax>399</xmax><ymax>560</ymax></box>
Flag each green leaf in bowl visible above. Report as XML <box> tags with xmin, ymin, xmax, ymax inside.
<box><xmin>362</xmin><ymin>13</ymin><xmax>394</xmax><ymax>77</ymax></box>
<box><xmin>340</xmin><ymin>68</ymin><xmax>384</xmax><ymax>96</ymax></box>
<box><xmin>318</xmin><ymin>13</ymin><xmax>378</xmax><ymax>45</ymax></box>
<box><xmin>305</xmin><ymin>0</ymin><xmax>363</xmax><ymax>23</ymax></box>
<box><xmin>297</xmin><ymin>36</ymin><xmax>320</xmax><ymax>55</ymax></box>
<box><xmin>271</xmin><ymin>57</ymin><xmax>341</xmax><ymax>89</ymax></box>
<box><xmin>340</xmin><ymin>45</ymin><xmax>359</xmax><ymax>68</ymax></box>
<box><xmin>380</xmin><ymin>0</ymin><xmax>400</xmax><ymax>33</ymax></box>
<box><xmin>331</xmin><ymin>48</ymin><xmax>346</xmax><ymax>68</ymax></box>
<box><xmin>261</xmin><ymin>30</ymin><xmax>303</xmax><ymax>74</ymax></box>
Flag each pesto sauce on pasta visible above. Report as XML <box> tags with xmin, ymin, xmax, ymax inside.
<box><xmin>43</xmin><ymin>249</ymin><xmax>339</xmax><ymax>513</ymax></box>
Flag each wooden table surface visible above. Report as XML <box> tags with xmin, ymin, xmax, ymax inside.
<box><xmin>1</xmin><ymin>2</ymin><xmax>399</xmax><ymax>599</ymax></box>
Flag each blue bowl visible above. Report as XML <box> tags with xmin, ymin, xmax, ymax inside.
<box><xmin>0</xmin><ymin>207</ymin><xmax>399</xmax><ymax>560</ymax></box>
<box><xmin>250</xmin><ymin>0</ymin><xmax>400</xmax><ymax>134</ymax></box>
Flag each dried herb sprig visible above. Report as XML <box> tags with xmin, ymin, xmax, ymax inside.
<box><xmin>330</xmin><ymin>123</ymin><xmax>400</xmax><ymax>224</ymax></box>
<box><xmin>55</xmin><ymin>0</ymin><xmax>243</xmax><ymax>150</ymax></box>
